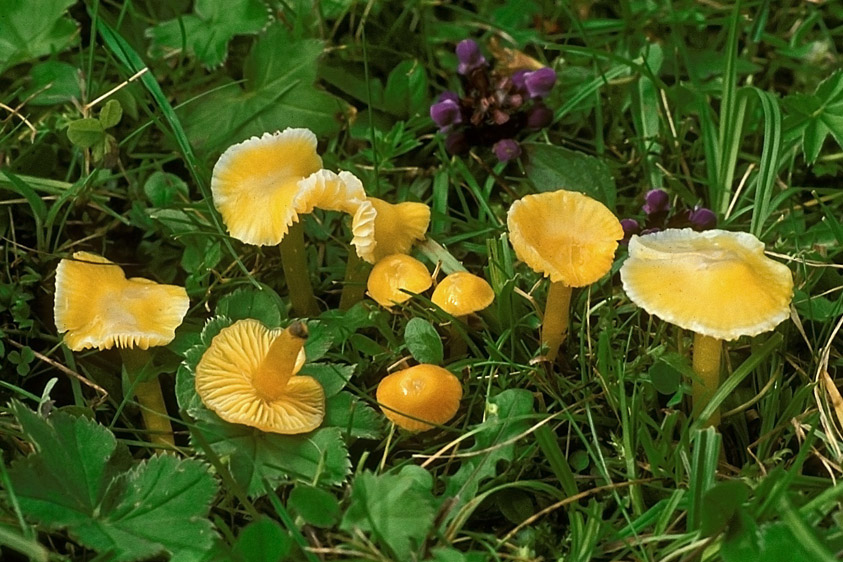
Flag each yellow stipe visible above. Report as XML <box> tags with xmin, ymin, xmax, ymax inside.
<box><xmin>251</xmin><ymin>322</ymin><xmax>309</xmax><ymax>401</ymax></box>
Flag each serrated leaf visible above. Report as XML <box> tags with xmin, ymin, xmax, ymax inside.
<box><xmin>404</xmin><ymin>318</ymin><xmax>444</xmax><ymax>365</ymax></box>
<box><xmin>524</xmin><ymin>143</ymin><xmax>617</xmax><ymax>209</ymax></box>
<box><xmin>784</xmin><ymin>71</ymin><xmax>843</xmax><ymax>164</ymax></box>
<box><xmin>0</xmin><ymin>0</ymin><xmax>79</xmax><ymax>73</ymax></box>
<box><xmin>323</xmin><ymin>391</ymin><xmax>384</xmax><ymax>439</ymax></box>
<box><xmin>146</xmin><ymin>0</ymin><xmax>269</xmax><ymax>68</ymax></box>
<box><xmin>98</xmin><ymin>99</ymin><xmax>123</xmax><ymax>129</ymax></box>
<box><xmin>288</xmin><ymin>485</ymin><xmax>340</xmax><ymax>528</ymax></box>
<box><xmin>67</xmin><ymin>118</ymin><xmax>105</xmax><ymax>148</ymax></box>
<box><xmin>231</xmin><ymin>517</ymin><xmax>291</xmax><ymax>562</ymax></box>
<box><xmin>299</xmin><ymin>363</ymin><xmax>354</xmax><ymax>397</ymax></box>
<box><xmin>216</xmin><ymin>287</ymin><xmax>284</xmax><ymax>327</ymax></box>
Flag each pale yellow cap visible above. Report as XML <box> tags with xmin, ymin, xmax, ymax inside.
<box><xmin>366</xmin><ymin>254</ymin><xmax>433</xmax><ymax>308</ymax></box>
<box><xmin>376</xmin><ymin>364</ymin><xmax>462</xmax><ymax>432</ymax></box>
<box><xmin>351</xmin><ymin>197</ymin><xmax>430</xmax><ymax>264</ymax></box>
<box><xmin>620</xmin><ymin>228</ymin><xmax>794</xmax><ymax>341</ymax></box>
<box><xmin>431</xmin><ymin>272</ymin><xmax>495</xmax><ymax>316</ymax></box>
<box><xmin>294</xmin><ymin>169</ymin><xmax>366</xmax><ymax>215</ymax></box>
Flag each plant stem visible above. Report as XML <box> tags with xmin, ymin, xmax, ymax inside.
<box><xmin>448</xmin><ymin>317</ymin><xmax>468</xmax><ymax>359</ymax></box>
<box><xmin>120</xmin><ymin>348</ymin><xmax>174</xmax><ymax>448</ymax></box>
<box><xmin>543</xmin><ymin>281</ymin><xmax>572</xmax><ymax>363</ymax></box>
<box><xmin>692</xmin><ymin>333</ymin><xmax>722</xmax><ymax>426</ymax></box>
<box><xmin>279</xmin><ymin>221</ymin><xmax>318</xmax><ymax>317</ymax></box>
<box><xmin>339</xmin><ymin>248</ymin><xmax>371</xmax><ymax>310</ymax></box>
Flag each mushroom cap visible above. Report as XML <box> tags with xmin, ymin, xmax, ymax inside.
<box><xmin>431</xmin><ymin>272</ymin><xmax>495</xmax><ymax>316</ymax></box>
<box><xmin>366</xmin><ymin>254</ymin><xmax>433</xmax><ymax>308</ymax></box>
<box><xmin>54</xmin><ymin>252</ymin><xmax>189</xmax><ymax>351</ymax></box>
<box><xmin>351</xmin><ymin>197</ymin><xmax>431</xmax><ymax>264</ymax></box>
<box><xmin>620</xmin><ymin>228</ymin><xmax>794</xmax><ymax>341</ymax></box>
<box><xmin>294</xmin><ymin>169</ymin><xmax>366</xmax><ymax>216</ymax></box>
<box><xmin>376</xmin><ymin>364</ymin><xmax>462</xmax><ymax>432</ymax></box>
<box><xmin>507</xmin><ymin>190</ymin><xmax>623</xmax><ymax>286</ymax></box>
<box><xmin>194</xmin><ymin>319</ymin><xmax>324</xmax><ymax>434</ymax></box>
<box><xmin>211</xmin><ymin>128</ymin><xmax>323</xmax><ymax>246</ymax></box>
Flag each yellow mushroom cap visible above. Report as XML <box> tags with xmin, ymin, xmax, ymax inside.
<box><xmin>431</xmin><ymin>272</ymin><xmax>495</xmax><ymax>316</ymax></box>
<box><xmin>620</xmin><ymin>228</ymin><xmax>794</xmax><ymax>341</ymax></box>
<box><xmin>294</xmin><ymin>169</ymin><xmax>366</xmax><ymax>216</ymax></box>
<box><xmin>351</xmin><ymin>197</ymin><xmax>431</xmax><ymax>264</ymax></box>
<box><xmin>507</xmin><ymin>190</ymin><xmax>623</xmax><ymax>287</ymax></box>
<box><xmin>366</xmin><ymin>254</ymin><xmax>433</xmax><ymax>308</ymax></box>
<box><xmin>376</xmin><ymin>364</ymin><xmax>462</xmax><ymax>432</ymax></box>
<box><xmin>211</xmin><ymin>128</ymin><xmax>323</xmax><ymax>246</ymax></box>
<box><xmin>194</xmin><ymin>319</ymin><xmax>324</xmax><ymax>434</ymax></box>
<box><xmin>54</xmin><ymin>252</ymin><xmax>189</xmax><ymax>351</ymax></box>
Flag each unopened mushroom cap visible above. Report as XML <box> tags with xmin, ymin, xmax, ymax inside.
<box><xmin>211</xmin><ymin>128</ymin><xmax>322</xmax><ymax>246</ymax></box>
<box><xmin>376</xmin><ymin>364</ymin><xmax>462</xmax><ymax>432</ymax></box>
<box><xmin>54</xmin><ymin>252</ymin><xmax>189</xmax><ymax>351</ymax></box>
<box><xmin>351</xmin><ymin>198</ymin><xmax>431</xmax><ymax>264</ymax></box>
<box><xmin>620</xmin><ymin>228</ymin><xmax>794</xmax><ymax>341</ymax></box>
<box><xmin>431</xmin><ymin>272</ymin><xmax>495</xmax><ymax>316</ymax></box>
<box><xmin>194</xmin><ymin>319</ymin><xmax>325</xmax><ymax>434</ymax></box>
<box><xmin>507</xmin><ymin>190</ymin><xmax>623</xmax><ymax>286</ymax></box>
<box><xmin>367</xmin><ymin>254</ymin><xmax>433</xmax><ymax>308</ymax></box>
<box><xmin>294</xmin><ymin>170</ymin><xmax>366</xmax><ymax>216</ymax></box>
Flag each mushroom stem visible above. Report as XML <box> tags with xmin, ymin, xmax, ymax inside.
<box><xmin>448</xmin><ymin>318</ymin><xmax>468</xmax><ymax>359</ymax></box>
<box><xmin>339</xmin><ymin>248</ymin><xmax>371</xmax><ymax>310</ymax></box>
<box><xmin>543</xmin><ymin>281</ymin><xmax>572</xmax><ymax>363</ymax></box>
<box><xmin>120</xmin><ymin>348</ymin><xmax>174</xmax><ymax>448</ymax></box>
<box><xmin>253</xmin><ymin>322</ymin><xmax>308</xmax><ymax>401</ymax></box>
<box><xmin>279</xmin><ymin>221</ymin><xmax>319</xmax><ymax>317</ymax></box>
<box><xmin>692</xmin><ymin>333</ymin><xmax>722</xmax><ymax>426</ymax></box>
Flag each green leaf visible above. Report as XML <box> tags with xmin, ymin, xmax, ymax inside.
<box><xmin>288</xmin><ymin>484</ymin><xmax>340</xmax><ymax>528</ymax></box>
<box><xmin>98</xmin><ymin>99</ymin><xmax>123</xmax><ymax>129</ymax></box>
<box><xmin>404</xmin><ymin>318</ymin><xmax>444</xmax><ymax>365</ymax></box>
<box><xmin>323</xmin><ymin>391</ymin><xmax>384</xmax><ymax>439</ymax></box>
<box><xmin>25</xmin><ymin>61</ymin><xmax>82</xmax><ymax>105</ymax></box>
<box><xmin>783</xmin><ymin>71</ymin><xmax>843</xmax><ymax>164</ymax></box>
<box><xmin>340</xmin><ymin>466</ymin><xmax>436</xmax><ymax>560</ymax></box>
<box><xmin>144</xmin><ymin>171</ymin><xmax>190</xmax><ymax>207</ymax></box>
<box><xmin>0</xmin><ymin>0</ymin><xmax>79</xmax><ymax>73</ymax></box>
<box><xmin>649</xmin><ymin>358</ymin><xmax>682</xmax><ymax>395</ymax></box>
<box><xmin>382</xmin><ymin>60</ymin><xmax>429</xmax><ymax>117</ymax></box>
<box><xmin>146</xmin><ymin>0</ymin><xmax>270</xmax><ymax>68</ymax></box>
<box><xmin>699</xmin><ymin>481</ymin><xmax>749</xmax><ymax>537</ymax></box>
<box><xmin>524</xmin><ymin>143</ymin><xmax>617</xmax><ymax>209</ymax></box>
<box><xmin>231</xmin><ymin>517</ymin><xmax>291</xmax><ymax>562</ymax></box>
<box><xmin>66</xmin><ymin>118</ymin><xmax>105</xmax><ymax>148</ymax></box>
<box><xmin>180</xmin><ymin>25</ymin><xmax>348</xmax><ymax>156</ymax></box>
<box><xmin>722</xmin><ymin>518</ymin><xmax>830</xmax><ymax>562</ymax></box>
<box><xmin>216</xmin><ymin>287</ymin><xmax>284</xmax><ymax>328</ymax></box>
<box><xmin>299</xmin><ymin>363</ymin><xmax>354</xmax><ymax>397</ymax></box>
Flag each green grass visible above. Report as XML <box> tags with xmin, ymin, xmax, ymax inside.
<box><xmin>2</xmin><ymin>0</ymin><xmax>843</xmax><ymax>560</ymax></box>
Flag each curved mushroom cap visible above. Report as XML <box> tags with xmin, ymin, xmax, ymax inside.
<box><xmin>620</xmin><ymin>228</ymin><xmax>794</xmax><ymax>341</ymax></box>
<box><xmin>431</xmin><ymin>272</ymin><xmax>495</xmax><ymax>316</ymax></box>
<box><xmin>211</xmin><ymin>128</ymin><xmax>322</xmax><ymax>246</ymax></box>
<box><xmin>351</xmin><ymin>198</ymin><xmax>431</xmax><ymax>264</ymax></box>
<box><xmin>195</xmin><ymin>319</ymin><xmax>324</xmax><ymax>434</ymax></box>
<box><xmin>367</xmin><ymin>254</ymin><xmax>433</xmax><ymax>308</ymax></box>
<box><xmin>507</xmin><ymin>190</ymin><xmax>623</xmax><ymax>286</ymax></box>
<box><xmin>54</xmin><ymin>252</ymin><xmax>189</xmax><ymax>351</ymax></box>
<box><xmin>376</xmin><ymin>364</ymin><xmax>462</xmax><ymax>432</ymax></box>
<box><xmin>294</xmin><ymin>169</ymin><xmax>366</xmax><ymax>216</ymax></box>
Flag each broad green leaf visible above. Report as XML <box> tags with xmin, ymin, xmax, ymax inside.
<box><xmin>699</xmin><ymin>481</ymin><xmax>749</xmax><ymax>537</ymax></box>
<box><xmin>181</xmin><ymin>25</ymin><xmax>347</xmax><ymax>156</ymax></box>
<box><xmin>524</xmin><ymin>143</ymin><xmax>617</xmax><ymax>209</ymax></box>
<box><xmin>382</xmin><ymin>60</ymin><xmax>429</xmax><ymax>117</ymax></box>
<box><xmin>0</xmin><ymin>0</ymin><xmax>79</xmax><ymax>73</ymax></box>
<box><xmin>146</xmin><ymin>0</ymin><xmax>269</xmax><ymax>68</ymax></box>
<box><xmin>288</xmin><ymin>485</ymin><xmax>340</xmax><ymax>528</ymax></box>
<box><xmin>216</xmin><ymin>287</ymin><xmax>284</xmax><ymax>328</ymax></box>
<box><xmin>67</xmin><ymin>118</ymin><xmax>105</xmax><ymax>148</ymax></box>
<box><xmin>98</xmin><ymin>99</ymin><xmax>123</xmax><ymax>129</ymax></box>
<box><xmin>231</xmin><ymin>518</ymin><xmax>291</xmax><ymax>562</ymax></box>
<box><xmin>404</xmin><ymin>318</ymin><xmax>444</xmax><ymax>365</ymax></box>
<box><xmin>649</xmin><ymin>358</ymin><xmax>682</xmax><ymax>395</ymax></box>
<box><xmin>144</xmin><ymin>171</ymin><xmax>190</xmax><ymax>207</ymax></box>
<box><xmin>783</xmin><ymin>71</ymin><xmax>843</xmax><ymax>164</ymax></box>
<box><xmin>722</xmin><ymin>517</ymin><xmax>830</xmax><ymax>562</ymax></box>
<box><xmin>299</xmin><ymin>363</ymin><xmax>354</xmax><ymax>397</ymax></box>
<box><xmin>25</xmin><ymin>61</ymin><xmax>82</xmax><ymax>105</ymax></box>
<box><xmin>323</xmin><ymin>391</ymin><xmax>384</xmax><ymax>439</ymax></box>
<box><xmin>340</xmin><ymin>466</ymin><xmax>436</xmax><ymax>560</ymax></box>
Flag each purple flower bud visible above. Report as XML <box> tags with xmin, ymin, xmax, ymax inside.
<box><xmin>493</xmin><ymin>139</ymin><xmax>521</xmax><ymax>162</ymax></box>
<box><xmin>688</xmin><ymin>207</ymin><xmax>716</xmax><ymax>230</ymax></box>
<box><xmin>430</xmin><ymin>99</ymin><xmax>462</xmax><ymax>129</ymax></box>
<box><xmin>524</xmin><ymin>67</ymin><xmax>556</xmax><ymax>99</ymax></box>
<box><xmin>438</xmin><ymin>91</ymin><xmax>460</xmax><ymax>104</ymax></box>
<box><xmin>526</xmin><ymin>103</ymin><xmax>553</xmax><ymax>129</ymax></box>
<box><xmin>621</xmin><ymin>218</ymin><xmax>640</xmax><ymax>237</ymax></box>
<box><xmin>642</xmin><ymin>189</ymin><xmax>670</xmax><ymax>215</ymax></box>
<box><xmin>445</xmin><ymin>131</ymin><xmax>469</xmax><ymax>154</ymax></box>
<box><xmin>456</xmin><ymin>39</ymin><xmax>486</xmax><ymax>75</ymax></box>
<box><xmin>511</xmin><ymin>69</ymin><xmax>529</xmax><ymax>92</ymax></box>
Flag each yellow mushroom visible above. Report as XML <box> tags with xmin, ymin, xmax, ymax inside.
<box><xmin>376</xmin><ymin>364</ymin><xmax>462</xmax><ymax>432</ymax></box>
<box><xmin>620</xmin><ymin>228</ymin><xmax>794</xmax><ymax>425</ymax></box>
<box><xmin>431</xmin><ymin>272</ymin><xmax>495</xmax><ymax>357</ymax></box>
<box><xmin>194</xmin><ymin>319</ymin><xmax>324</xmax><ymax>434</ymax></box>
<box><xmin>54</xmin><ymin>251</ymin><xmax>189</xmax><ymax>446</ymax></box>
<box><xmin>507</xmin><ymin>190</ymin><xmax>623</xmax><ymax>362</ymax></box>
<box><xmin>366</xmin><ymin>254</ymin><xmax>433</xmax><ymax>309</ymax></box>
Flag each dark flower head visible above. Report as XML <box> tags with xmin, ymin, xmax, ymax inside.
<box><xmin>430</xmin><ymin>99</ymin><xmax>462</xmax><ymax>129</ymax></box>
<box><xmin>456</xmin><ymin>39</ymin><xmax>486</xmax><ymax>75</ymax></box>
<box><xmin>620</xmin><ymin>218</ymin><xmax>641</xmax><ymax>245</ymax></box>
<box><xmin>688</xmin><ymin>207</ymin><xmax>716</xmax><ymax>230</ymax></box>
<box><xmin>526</xmin><ymin>102</ymin><xmax>553</xmax><ymax>129</ymax></box>
<box><xmin>445</xmin><ymin>131</ymin><xmax>469</xmax><ymax>155</ymax></box>
<box><xmin>493</xmin><ymin>139</ymin><xmax>521</xmax><ymax>162</ymax></box>
<box><xmin>524</xmin><ymin>67</ymin><xmax>556</xmax><ymax>99</ymax></box>
<box><xmin>511</xmin><ymin>69</ymin><xmax>529</xmax><ymax>93</ymax></box>
<box><xmin>642</xmin><ymin>189</ymin><xmax>670</xmax><ymax>215</ymax></box>
<box><xmin>438</xmin><ymin>91</ymin><xmax>460</xmax><ymax>104</ymax></box>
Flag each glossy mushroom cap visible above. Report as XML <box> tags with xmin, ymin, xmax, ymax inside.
<box><xmin>376</xmin><ymin>364</ymin><xmax>462</xmax><ymax>432</ymax></box>
<box><xmin>351</xmin><ymin>198</ymin><xmax>431</xmax><ymax>264</ymax></box>
<box><xmin>507</xmin><ymin>190</ymin><xmax>623</xmax><ymax>287</ymax></box>
<box><xmin>211</xmin><ymin>128</ymin><xmax>322</xmax><ymax>246</ymax></box>
<box><xmin>54</xmin><ymin>252</ymin><xmax>189</xmax><ymax>351</ymax></box>
<box><xmin>431</xmin><ymin>272</ymin><xmax>495</xmax><ymax>316</ymax></box>
<box><xmin>620</xmin><ymin>228</ymin><xmax>794</xmax><ymax>341</ymax></box>
<box><xmin>367</xmin><ymin>254</ymin><xmax>433</xmax><ymax>308</ymax></box>
<box><xmin>195</xmin><ymin>319</ymin><xmax>324</xmax><ymax>434</ymax></box>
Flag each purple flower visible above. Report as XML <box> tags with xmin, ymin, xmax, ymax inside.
<box><xmin>511</xmin><ymin>69</ymin><xmax>529</xmax><ymax>92</ymax></box>
<box><xmin>445</xmin><ymin>131</ymin><xmax>469</xmax><ymax>154</ymax></box>
<box><xmin>526</xmin><ymin>103</ymin><xmax>553</xmax><ymax>129</ymax></box>
<box><xmin>493</xmin><ymin>139</ymin><xmax>521</xmax><ymax>162</ymax></box>
<box><xmin>524</xmin><ymin>67</ymin><xmax>556</xmax><ymax>99</ymax></box>
<box><xmin>438</xmin><ymin>91</ymin><xmax>460</xmax><ymax>104</ymax></box>
<box><xmin>456</xmin><ymin>39</ymin><xmax>486</xmax><ymax>75</ymax></box>
<box><xmin>688</xmin><ymin>207</ymin><xmax>716</xmax><ymax>230</ymax></box>
<box><xmin>642</xmin><ymin>189</ymin><xmax>670</xmax><ymax>215</ymax></box>
<box><xmin>621</xmin><ymin>218</ymin><xmax>640</xmax><ymax>237</ymax></box>
<box><xmin>430</xmin><ymin>99</ymin><xmax>462</xmax><ymax>129</ymax></box>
